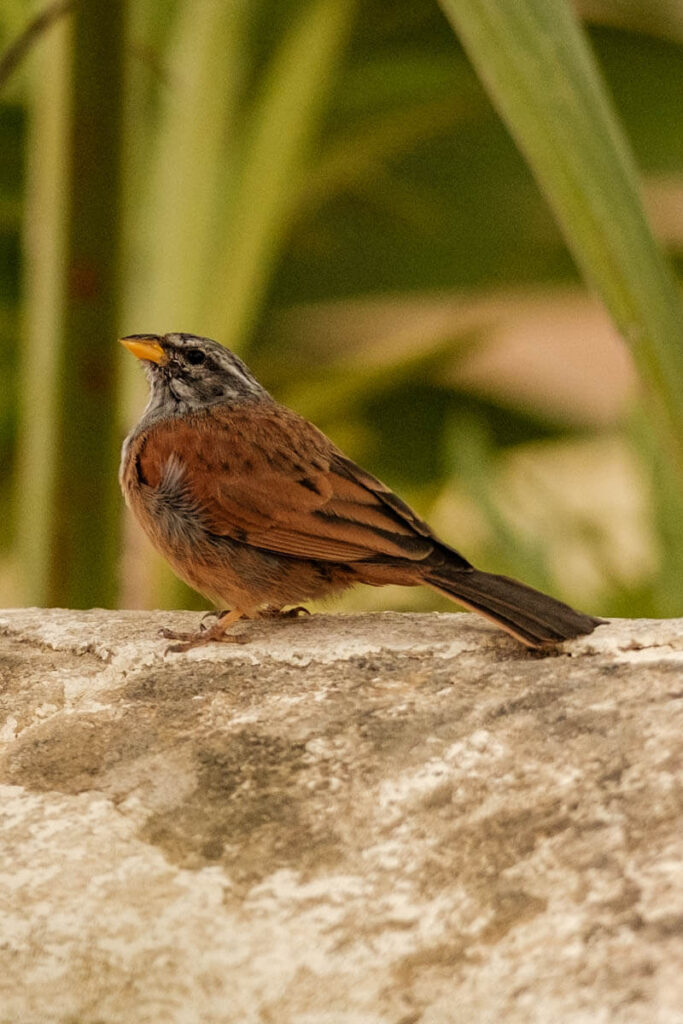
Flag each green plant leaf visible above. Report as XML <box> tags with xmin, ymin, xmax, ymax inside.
<box><xmin>206</xmin><ymin>0</ymin><xmax>357</xmax><ymax>351</ymax></box>
<box><xmin>438</xmin><ymin>0</ymin><xmax>683</xmax><ymax>470</ymax></box>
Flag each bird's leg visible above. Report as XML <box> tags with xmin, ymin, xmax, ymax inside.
<box><xmin>160</xmin><ymin>608</ymin><xmax>249</xmax><ymax>653</ymax></box>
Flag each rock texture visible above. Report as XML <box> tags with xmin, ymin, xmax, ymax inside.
<box><xmin>1</xmin><ymin>608</ymin><xmax>682</xmax><ymax>1024</ymax></box>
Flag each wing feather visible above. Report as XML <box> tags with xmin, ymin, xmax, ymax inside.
<box><xmin>138</xmin><ymin>404</ymin><xmax>439</xmax><ymax>563</ymax></box>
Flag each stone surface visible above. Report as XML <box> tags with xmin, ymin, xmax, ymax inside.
<box><xmin>1</xmin><ymin>607</ymin><xmax>682</xmax><ymax>1024</ymax></box>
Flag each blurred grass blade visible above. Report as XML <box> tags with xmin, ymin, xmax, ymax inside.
<box><xmin>13</xmin><ymin>11</ymin><xmax>69</xmax><ymax>605</ymax></box>
<box><xmin>127</xmin><ymin>0</ymin><xmax>248</xmax><ymax>333</ymax></box>
<box><xmin>48</xmin><ymin>0</ymin><xmax>126</xmax><ymax>606</ymax></box>
<box><xmin>207</xmin><ymin>0</ymin><xmax>356</xmax><ymax>352</ymax></box>
<box><xmin>439</xmin><ymin>0</ymin><xmax>683</xmax><ymax>465</ymax></box>
<box><xmin>0</xmin><ymin>0</ymin><xmax>73</xmax><ymax>91</ymax></box>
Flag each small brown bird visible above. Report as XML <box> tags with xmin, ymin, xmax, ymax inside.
<box><xmin>120</xmin><ymin>332</ymin><xmax>603</xmax><ymax>652</ymax></box>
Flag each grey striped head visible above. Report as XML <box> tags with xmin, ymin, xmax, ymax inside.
<box><xmin>121</xmin><ymin>332</ymin><xmax>268</xmax><ymax>418</ymax></box>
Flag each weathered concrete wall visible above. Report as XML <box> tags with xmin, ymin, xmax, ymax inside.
<box><xmin>0</xmin><ymin>608</ymin><xmax>682</xmax><ymax>1024</ymax></box>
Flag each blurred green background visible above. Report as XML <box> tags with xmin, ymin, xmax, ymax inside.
<box><xmin>2</xmin><ymin>0</ymin><xmax>683</xmax><ymax>617</ymax></box>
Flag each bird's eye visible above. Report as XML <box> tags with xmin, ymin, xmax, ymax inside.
<box><xmin>186</xmin><ymin>349</ymin><xmax>206</xmax><ymax>366</ymax></box>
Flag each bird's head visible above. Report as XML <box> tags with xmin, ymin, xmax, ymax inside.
<box><xmin>120</xmin><ymin>332</ymin><xmax>267</xmax><ymax>416</ymax></box>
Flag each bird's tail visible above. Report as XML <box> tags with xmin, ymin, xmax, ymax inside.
<box><xmin>425</xmin><ymin>566</ymin><xmax>603</xmax><ymax>648</ymax></box>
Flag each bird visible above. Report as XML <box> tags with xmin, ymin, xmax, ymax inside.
<box><xmin>119</xmin><ymin>332</ymin><xmax>604</xmax><ymax>653</ymax></box>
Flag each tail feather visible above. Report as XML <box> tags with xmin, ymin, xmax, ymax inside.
<box><xmin>426</xmin><ymin>567</ymin><xmax>603</xmax><ymax>648</ymax></box>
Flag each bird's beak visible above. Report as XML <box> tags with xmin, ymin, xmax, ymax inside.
<box><xmin>119</xmin><ymin>335</ymin><xmax>168</xmax><ymax>364</ymax></box>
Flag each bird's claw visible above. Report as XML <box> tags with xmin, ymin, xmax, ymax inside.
<box><xmin>158</xmin><ymin>626</ymin><xmax>194</xmax><ymax>642</ymax></box>
<box><xmin>199</xmin><ymin>610</ymin><xmax>224</xmax><ymax>630</ymax></box>
<box><xmin>261</xmin><ymin>605</ymin><xmax>311</xmax><ymax>619</ymax></box>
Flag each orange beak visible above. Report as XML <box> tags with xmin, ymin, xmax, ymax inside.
<box><xmin>119</xmin><ymin>335</ymin><xmax>168</xmax><ymax>364</ymax></box>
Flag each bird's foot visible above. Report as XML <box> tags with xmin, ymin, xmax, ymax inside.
<box><xmin>261</xmin><ymin>605</ymin><xmax>311</xmax><ymax>619</ymax></box>
<box><xmin>160</xmin><ymin>609</ymin><xmax>248</xmax><ymax>653</ymax></box>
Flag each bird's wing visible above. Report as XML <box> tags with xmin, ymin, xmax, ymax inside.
<box><xmin>136</xmin><ymin>404</ymin><xmax>443</xmax><ymax>563</ymax></box>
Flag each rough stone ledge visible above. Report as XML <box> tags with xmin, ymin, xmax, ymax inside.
<box><xmin>1</xmin><ymin>608</ymin><xmax>682</xmax><ymax>1024</ymax></box>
